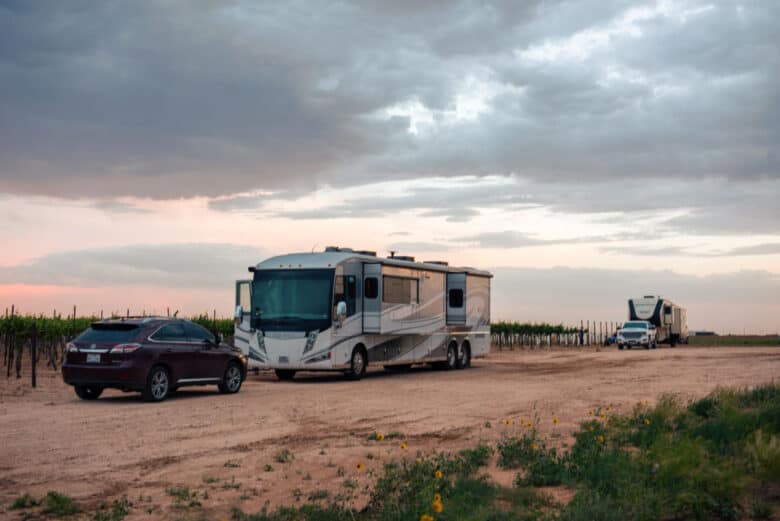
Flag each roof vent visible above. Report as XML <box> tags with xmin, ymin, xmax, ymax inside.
<box><xmin>423</xmin><ymin>260</ymin><xmax>449</xmax><ymax>266</ymax></box>
<box><xmin>643</xmin><ymin>295</ymin><xmax>656</xmax><ymax>299</ymax></box>
<box><xmin>354</xmin><ymin>250</ymin><xmax>377</xmax><ymax>257</ymax></box>
<box><xmin>325</xmin><ymin>246</ymin><xmax>354</xmax><ymax>253</ymax></box>
<box><xmin>392</xmin><ymin>255</ymin><xmax>416</xmax><ymax>262</ymax></box>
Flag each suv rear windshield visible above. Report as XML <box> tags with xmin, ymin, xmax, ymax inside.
<box><xmin>76</xmin><ymin>324</ymin><xmax>140</xmax><ymax>343</ymax></box>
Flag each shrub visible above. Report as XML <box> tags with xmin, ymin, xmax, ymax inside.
<box><xmin>41</xmin><ymin>491</ymin><xmax>80</xmax><ymax>516</ymax></box>
<box><xmin>10</xmin><ymin>493</ymin><xmax>40</xmax><ymax>510</ymax></box>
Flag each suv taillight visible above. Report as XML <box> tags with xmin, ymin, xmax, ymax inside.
<box><xmin>67</xmin><ymin>343</ymin><xmax>78</xmax><ymax>353</ymax></box>
<box><xmin>110</xmin><ymin>343</ymin><xmax>142</xmax><ymax>354</ymax></box>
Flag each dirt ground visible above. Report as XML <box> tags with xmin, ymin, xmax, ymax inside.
<box><xmin>1</xmin><ymin>345</ymin><xmax>779</xmax><ymax>520</ymax></box>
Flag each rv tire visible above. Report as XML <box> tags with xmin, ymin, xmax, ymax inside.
<box><xmin>275</xmin><ymin>369</ymin><xmax>296</xmax><ymax>381</ymax></box>
<box><xmin>445</xmin><ymin>343</ymin><xmax>458</xmax><ymax>370</ymax></box>
<box><xmin>456</xmin><ymin>342</ymin><xmax>471</xmax><ymax>369</ymax></box>
<box><xmin>346</xmin><ymin>346</ymin><xmax>367</xmax><ymax>380</ymax></box>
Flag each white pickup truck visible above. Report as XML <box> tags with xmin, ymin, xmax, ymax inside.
<box><xmin>617</xmin><ymin>320</ymin><xmax>657</xmax><ymax>350</ymax></box>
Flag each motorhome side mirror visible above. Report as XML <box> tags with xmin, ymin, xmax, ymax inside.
<box><xmin>336</xmin><ymin>301</ymin><xmax>347</xmax><ymax>320</ymax></box>
<box><xmin>234</xmin><ymin>305</ymin><xmax>243</xmax><ymax>323</ymax></box>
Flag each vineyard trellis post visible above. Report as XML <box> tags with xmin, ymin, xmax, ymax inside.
<box><xmin>31</xmin><ymin>321</ymin><xmax>37</xmax><ymax>388</ymax></box>
<box><xmin>6</xmin><ymin>304</ymin><xmax>14</xmax><ymax>378</ymax></box>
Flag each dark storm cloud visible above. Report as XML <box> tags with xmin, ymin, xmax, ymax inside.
<box><xmin>0</xmin><ymin>0</ymin><xmax>777</xmax><ymax>205</ymax></box>
<box><xmin>0</xmin><ymin>243</ymin><xmax>266</xmax><ymax>288</ymax></box>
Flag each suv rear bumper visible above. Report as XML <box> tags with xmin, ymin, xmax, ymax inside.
<box><xmin>62</xmin><ymin>364</ymin><xmax>147</xmax><ymax>389</ymax></box>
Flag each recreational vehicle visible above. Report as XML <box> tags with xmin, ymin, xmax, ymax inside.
<box><xmin>627</xmin><ymin>296</ymin><xmax>688</xmax><ymax>346</ymax></box>
<box><xmin>233</xmin><ymin>247</ymin><xmax>492</xmax><ymax>380</ymax></box>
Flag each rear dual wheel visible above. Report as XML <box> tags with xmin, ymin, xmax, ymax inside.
<box><xmin>456</xmin><ymin>342</ymin><xmax>471</xmax><ymax>369</ymax></box>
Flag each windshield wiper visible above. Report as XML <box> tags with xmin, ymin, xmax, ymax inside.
<box><xmin>261</xmin><ymin>316</ymin><xmax>303</xmax><ymax>323</ymax></box>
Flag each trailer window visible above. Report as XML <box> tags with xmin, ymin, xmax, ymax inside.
<box><xmin>449</xmin><ymin>289</ymin><xmax>464</xmax><ymax>308</ymax></box>
<box><xmin>383</xmin><ymin>276</ymin><xmax>418</xmax><ymax>304</ymax></box>
<box><xmin>365</xmin><ymin>277</ymin><xmax>378</xmax><ymax>299</ymax></box>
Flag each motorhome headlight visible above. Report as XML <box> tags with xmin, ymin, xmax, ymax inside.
<box><xmin>303</xmin><ymin>331</ymin><xmax>318</xmax><ymax>354</ymax></box>
<box><xmin>256</xmin><ymin>331</ymin><xmax>266</xmax><ymax>354</ymax></box>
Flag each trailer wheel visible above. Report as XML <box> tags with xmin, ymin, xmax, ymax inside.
<box><xmin>456</xmin><ymin>341</ymin><xmax>471</xmax><ymax>369</ymax></box>
<box><xmin>346</xmin><ymin>345</ymin><xmax>367</xmax><ymax>380</ymax></box>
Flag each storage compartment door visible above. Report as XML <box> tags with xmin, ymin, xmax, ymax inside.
<box><xmin>446</xmin><ymin>273</ymin><xmax>467</xmax><ymax>325</ymax></box>
<box><xmin>363</xmin><ymin>264</ymin><xmax>382</xmax><ymax>333</ymax></box>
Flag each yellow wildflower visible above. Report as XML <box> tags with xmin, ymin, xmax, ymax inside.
<box><xmin>356</xmin><ymin>462</ymin><xmax>365</xmax><ymax>471</ymax></box>
<box><xmin>600</xmin><ymin>413</ymin><xmax>607</xmax><ymax>420</ymax></box>
<box><xmin>434</xmin><ymin>493</ymin><xmax>442</xmax><ymax>502</ymax></box>
<box><xmin>597</xmin><ymin>435</ymin><xmax>605</xmax><ymax>444</ymax></box>
<box><xmin>644</xmin><ymin>418</ymin><xmax>651</xmax><ymax>426</ymax></box>
<box><xmin>587</xmin><ymin>425</ymin><xmax>594</xmax><ymax>432</ymax></box>
<box><xmin>530</xmin><ymin>442</ymin><xmax>538</xmax><ymax>450</ymax></box>
<box><xmin>420</xmin><ymin>515</ymin><xmax>434</xmax><ymax>521</ymax></box>
<box><xmin>400</xmin><ymin>442</ymin><xmax>408</xmax><ymax>450</ymax></box>
<box><xmin>553</xmin><ymin>416</ymin><xmax>559</xmax><ymax>424</ymax></box>
<box><xmin>434</xmin><ymin>469</ymin><xmax>443</xmax><ymax>479</ymax></box>
<box><xmin>376</xmin><ymin>432</ymin><xmax>385</xmax><ymax>442</ymax></box>
<box><xmin>504</xmin><ymin>418</ymin><xmax>512</xmax><ymax>426</ymax></box>
<box><xmin>432</xmin><ymin>499</ymin><xmax>443</xmax><ymax>513</ymax></box>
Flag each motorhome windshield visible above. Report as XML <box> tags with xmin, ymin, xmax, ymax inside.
<box><xmin>251</xmin><ymin>269</ymin><xmax>334</xmax><ymax>329</ymax></box>
<box><xmin>623</xmin><ymin>321</ymin><xmax>648</xmax><ymax>329</ymax></box>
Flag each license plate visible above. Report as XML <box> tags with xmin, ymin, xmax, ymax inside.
<box><xmin>86</xmin><ymin>353</ymin><xmax>101</xmax><ymax>363</ymax></box>
<box><xmin>278</xmin><ymin>356</ymin><xmax>288</xmax><ymax>364</ymax></box>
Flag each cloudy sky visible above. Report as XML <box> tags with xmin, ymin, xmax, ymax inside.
<box><xmin>1</xmin><ymin>0</ymin><xmax>778</xmax><ymax>332</ymax></box>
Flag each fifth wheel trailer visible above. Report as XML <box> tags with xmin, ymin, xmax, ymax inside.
<box><xmin>628</xmin><ymin>296</ymin><xmax>688</xmax><ymax>346</ymax></box>
<box><xmin>233</xmin><ymin>247</ymin><xmax>492</xmax><ymax>380</ymax></box>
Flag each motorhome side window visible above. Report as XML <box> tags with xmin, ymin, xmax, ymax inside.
<box><xmin>364</xmin><ymin>277</ymin><xmax>378</xmax><ymax>299</ymax></box>
<box><xmin>449</xmin><ymin>289</ymin><xmax>464</xmax><ymax>308</ymax></box>
<box><xmin>334</xmin><ymin>275</ymin><xmax>357</xmax><ymax>316</ymax></box>
<box><xmin>383</xmin><ymin>276</ymin><xmax>418</xmax><ymax>304</ymax></box>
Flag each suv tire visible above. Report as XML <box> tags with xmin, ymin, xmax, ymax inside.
<box><xmin>143</xmin><ymin>365</ymin><xmax>170</xmax><ymax>402</ymax></box>
<box><xmin>74</xmin><ymin>385</ymin><xmax>103</xmax><ymax>400</ymax></box>
<box><xmin>218</xmin><ymin>362</ymin><xmax>243</xmax><ymax>394</ymax></box>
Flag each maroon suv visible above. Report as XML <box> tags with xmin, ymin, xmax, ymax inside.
<box><xmin>62</xmin><ymin>318</ymin><xmax>247</xmax><ymax>402</ymax></box>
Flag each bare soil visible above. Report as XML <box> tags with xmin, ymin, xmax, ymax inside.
<box><xmin>1</xmin><ymin>345</ymin><xmax>778</xmax><ymax>520</ymax></box>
